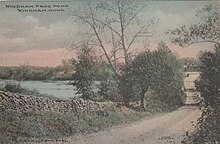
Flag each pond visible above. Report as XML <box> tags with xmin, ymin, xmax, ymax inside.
<box><xmin>0</xmin><ymin>80</ymin><xmax>79</xmax><ymax>100</ymax></box>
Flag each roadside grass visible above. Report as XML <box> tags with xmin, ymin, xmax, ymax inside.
<box><xmin>145</xmin><ymin>98</ymin><xmax>183</xmax><ymax>114</ymax></box>
<box><xmin>0</xmin><ymin>105</ymin><xmax>149</xmax><ymax>143</ymax></box>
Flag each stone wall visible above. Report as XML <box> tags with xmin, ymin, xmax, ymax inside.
<box><xmin>0</xmin><ymin>91</ymin><xmax>106</xmax><ymax>113</ymax></box>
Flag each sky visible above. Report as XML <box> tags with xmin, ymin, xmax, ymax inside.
<box><xmin>0</xmin><ymin>0</ymin><xmax>216</xmax><ymax>67</ymax></box>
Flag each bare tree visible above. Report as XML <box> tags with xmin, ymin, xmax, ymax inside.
<box><xmin>72</xmin><ymin>1</ymin><xmax>154</xmax><ymax>75</ymax></box>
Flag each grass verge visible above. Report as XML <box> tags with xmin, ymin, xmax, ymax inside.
<box><xmin>0</xmin><ymin>105</ymin><xmax>149</xmax><ymax>143</ymax></box>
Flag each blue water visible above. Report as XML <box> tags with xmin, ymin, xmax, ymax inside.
<box><xmin>0</xmin><ymin>80</ymin><xmax>79</xmax><ymax>99</ymax></box>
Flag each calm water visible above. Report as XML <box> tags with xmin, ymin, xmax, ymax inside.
<box><xmin>0</xmin><ymin>80</ymin><xmax>79</xmax><ymax>99</ymax></box>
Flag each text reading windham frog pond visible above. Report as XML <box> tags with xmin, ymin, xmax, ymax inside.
<box><xmin>5</xmin><ymin>4</ymin><xmax>69</xmax><ymax>12</ymax></box>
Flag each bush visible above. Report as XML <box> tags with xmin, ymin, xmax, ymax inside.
<box><xmin>145</xmin><ymin>90</ymin><xmax>182</xmax><ymax>113</ymax></box>
<box><xmin>183</xmin><ymin>108</ymin><xmax>220</xmax><ymax>144</ymax></box>
<box><xmin>3</xmin><ymin>81</ymin><xmax>24</xmax><ymax>93</ymax></box>
<box><xmin>183</xmin><ymin>46</ymin><xmax>220</xmax><ymax>144</ymax></box>
<box><xmin>98</xmin><ymin>80</ymin><xmax>121</xmax><ymax>102</ymax></box>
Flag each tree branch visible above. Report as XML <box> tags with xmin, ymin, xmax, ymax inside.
<box><xmin>89</xmin><ymin>6</ymin><xmax>118</xmax><ymax>76</ymax></box>
<box><xmin>126</xmin><ymin>25</ymin><xmax>147</xmax><ymax>51</ymax></box>
<box><xmin>188</xmin><ymin>40</ymin><xmax>220</xmax><ymax>46</ymax></box>
<box><xmin>92</xmin><ymin>17</ymin><xmax>122</xmax><ymax>38</ymax></box>
<box><xmin>124</xmin><ymin>7</ymin><xmax>144</xmax><ymax>30</ymax></box>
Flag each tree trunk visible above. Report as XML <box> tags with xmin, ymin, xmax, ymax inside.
<box><xmin>140</xmin><ymin>86</ymin><xmax>150</xmax><ymax>110</ymax></box>
<box><xmin>140</xmin><ymin>88</ymin><xmax>145</xmax><ymax>110</ymax></box>
<box><xmin>124</xmin><ymin>49</ymin><xmax>129</xmax><ymax>65</ymax></box>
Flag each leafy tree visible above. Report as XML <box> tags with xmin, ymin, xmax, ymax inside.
<box><xmin>153</xmin><ymin>42</ymin><xmax>184</xmax><ymax>107</ymax></box>
<box><xmin>169</xmin><ymin>4</ymin><xmax>220</xmax><ymax>48</ymax></box>
<box><xmin>196</xmin><ymin>46</ymin><xmax>220</xmax><ymax>108</ymax></box>
<box><xmin>123</xmin><ymin>42</ymin><xmax>183</xmax><ymax>109</ymax></box>
<box><xmin>72</xmin><ymin>44</ymin><xmax>97</xmax><ymax>100</ymax></box>
<box><xmin>184</xmin><ymin>46</ymin><xmax>220</xmax><ymax>144</ymax></box>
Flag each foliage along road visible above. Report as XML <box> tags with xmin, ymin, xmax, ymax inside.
<box><xmin>66</xmin><ymin>106</ymin><xmax>201</xmax><ymax>144</ymax></box>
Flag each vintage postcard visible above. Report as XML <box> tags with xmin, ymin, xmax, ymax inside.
<box><xmin>0</xmin><ymin>0</ymin><xmax>219</xmax><ymax>144</ymax></box>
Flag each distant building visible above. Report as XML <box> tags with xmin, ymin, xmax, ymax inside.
<box><xmin>183</xmin><ymin>72</ymin><xmax>201</xmax><ymax>105</ymax></box>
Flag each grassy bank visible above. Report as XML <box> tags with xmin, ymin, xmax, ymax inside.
<box><xmin>0</xmin><ymin>105</ymin><xmax>149</xmax><ymax>143</ymax></box>
<box><xmin>0</xmin><ymin>98</ymin><xmax>181</xmax><ymax>143</ymax></box>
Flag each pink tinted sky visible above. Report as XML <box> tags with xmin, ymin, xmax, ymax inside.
<box><xmin>0</xmin><ymin>48</ymin><xmax>75</xmax><ymax>67</ymax></box>
<box><xmin>0</xmin><ymin>44</ymin><xmax>213</xmax><ymax>67</ymax></box>
<box><xmin>0</xmin><ymin>1</ymin><xmax>215</xmax><ymax>67</ymax></box>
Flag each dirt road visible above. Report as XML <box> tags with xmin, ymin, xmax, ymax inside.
<box><xmin>64</xmin><ymin>106</ymin><xmax>201</xmax><ymax>144</ymax></box>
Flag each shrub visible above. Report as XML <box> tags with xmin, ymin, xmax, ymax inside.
<box><xmin>3</xmin><ymin>81</ymin><xmax>24</xmax><ymax>93</ymax></box>
<box><xmin>183</xmin><ymin>46</ymin><xmax>220</xmax><ymax>144</ymax></box>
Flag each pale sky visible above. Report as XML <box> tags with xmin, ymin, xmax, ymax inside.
<box><xmin>0</xmin><ymin>0</ymin><xmax>215</xmax><ymax>67</ymax></box>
